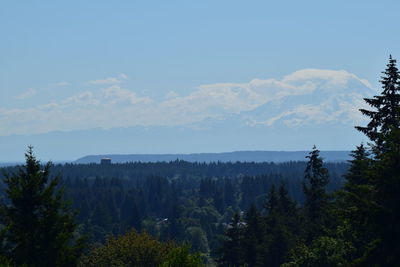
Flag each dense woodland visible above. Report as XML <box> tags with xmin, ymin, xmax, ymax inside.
<box><xmin>0</xmin><ymin>160</ymin><xmax>348</xmax><ymax>264</ymax></box>
<box><xmin>0</xmin><ymin>57</ymin><xmax>399</xmax><ymax>266</ymax></box>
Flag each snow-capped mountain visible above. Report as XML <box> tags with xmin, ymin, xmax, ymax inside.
<box><xmin>235</xmin><ymin>69</ymin><xmax>375</xmax><ymax>128</ymax></box>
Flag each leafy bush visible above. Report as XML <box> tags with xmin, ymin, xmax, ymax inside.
<box><xmin>78</xmin><ymin>230</ymin><xmax>203</xmax><ymax>267</ymax></box>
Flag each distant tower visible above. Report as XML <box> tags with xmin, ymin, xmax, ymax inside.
<box><xmin>100</xmin><ymin>158</ymin><xmax>112</xmax><ymax>165</ymax></box>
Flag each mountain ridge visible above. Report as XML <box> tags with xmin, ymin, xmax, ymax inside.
<box><xmin>75</xmin><ymin>150</ymin><xmax>351</xmax><ymax>164</ymax></box>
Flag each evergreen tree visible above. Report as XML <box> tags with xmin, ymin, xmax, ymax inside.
<box><xmin>262</xmin><ymin>184</ymin><xmax>300</xmax><ymax>267</ymax></box>
<box><xmin>356</xmin><ymin>55</ymin><xmax>400</xmax><ymax>151</ymax></box>
<box><xmin>121</xmin><ymin>191</ymin><xmax>142</xmax><ymax>233</ymax></box>
<box><xmin>262</xmin><ymin>185</ymin><xmax>283</xmax><ymax>267</ymax></box>
<box><xmin>343</xmin><ymin>144</ymin><xmax>371</xmax><ymax>190</ymax></box>
<box><xmin>368</xmin><ymin>128</ymin><xmax>400</xmax><ymax>265</ymax></box>
<box><xmin>217</xmin><ymin>212</ymin><xmax>245</xmax><ymax>267</ymax></box>
<box><xmin>336</xmin><ymin>144</ymin><xmax>374</xmax><ymax>262</ymax></box>
<box><xmin>264</xmin><ymin>184</ymin><xmax>278</xmax><ymax>214</ymax></box>
<box><xmin>351</xmin><ymin>56</ymin><xmax>400</xmax><ymax>265</ymax></box>
<box><xmin>223</xmin><ymin>178</ymin><xmax>236</xmax><ymax>208</ymax></box>
<box><xmin>243</xmin><ymin>203</ymin><xmax>262</xmax><ymax>267</ymax></box>
<box><xmin>277</xmin><ymin>184</ymin><xmax>297</xmax><ymax>220</ymax></box>
<box><xmin>0</xmin><ymin>147</ymin><xmax>84</xmax><ymax>267</ymax></box>
<box><xmin>276</xmin><ymin>184</ymin><xmax>302</xmax><ymax>242</ymax></box>
<box><xmin>90</xmin><ymin>201</ymin><xmax>113</xmax><ymax>234</ymax></box>
<box><xmin>303</xmin><ymin>145</ymin><xmax>330</xmax><ymax>242</ymax></box>
<box><xmin>186</xmin><ymin>227</ymin><xmax>210</xmax><ymax>254</ymax></box>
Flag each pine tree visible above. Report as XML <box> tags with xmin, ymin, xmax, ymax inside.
<box><xmin>243</xmin><ymin>203</ymin><xmax>262</xmax><ymax>267</ymax></box>
<box><xmin>121</xmin><ymin>191</ymin><xmax>142</xmax><ymax>233</ymax></box>
<box><xmin>356</xmin><ymin>55</ymin><xmax>400</xmax><ymax>152</ymax></box>
<box><xmin>363</xmin><ymin>127</ymin><xmax>400</xmax><ymax>265</ymax></box>
<box><xmin>223</xmin><ymin>178</ymin><xmax>236</xmax><ymax>208</ymax></box>
<box><xmin>277</xmin><ymin>184</ymin><xmax>302</xmax><ymax>242</ymax></box>
<box><xmin>342</xmin><ymin>144</ymin><xmax>373</xmax><ymax>220</ymax></box>
<box><xmin>264</xmin><ymin>184</ymin><xmax>278</xmax><ymax>214</ymax></box>
<box><xmin>343</xmin><ymin>144</ymin><xmax>371</xmax><ymax>190</ymax></box>
<box><xmin>351</xmin><ymin>56</ymin><xmax>400</xmax><ymax>265</ymax></box>
<box><xmin>338</xmin><ymin>144</ymin><xmax>375</xmax><ymax>262</ymax></box>
<box><xmin>277</xmin><ymin>184</ymin><xmax>298</xmax><ymax>220</ymax></box>
<box><xmin>0</xmin><ymin>147</ymin><xmax>84</xmax><ymax>267</ymax></box>
<box><xmin>303</xmin><ymin>145</ymin><xmax>330</xmax><ymax>242</ymax></box>
<box><xmin>262</xmin><ymin>184</ymin><xmax>301</xmax><ymax>267</ymax></box>
<box><xmin>217</xmin><ymin>212</ymin><xmax>245</xmax><ymax>267</ymax></box>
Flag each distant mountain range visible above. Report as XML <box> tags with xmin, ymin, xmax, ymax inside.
<box><xmin>75</xmin><ymin>150</ymin><xmax>351</xmax><ymax>164</ymax></box>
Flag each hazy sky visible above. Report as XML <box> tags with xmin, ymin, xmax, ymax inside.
<box><xmin>0</xmin><ymin>1</ymin><xmax>399</xmax><ymax>159</ymax></box>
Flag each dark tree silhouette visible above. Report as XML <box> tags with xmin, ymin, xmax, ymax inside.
<box><xmin>351</xmin><ymin>56</ymin><xmax>400</xmax><ymax>265</ymax></box>
<box><xmin>0</xmin><ymin>147</ymin><xmax>84</xmax><ymax>267</ymax></box>
<box><xmin>303</xmin><ymin>145</ymin><xmax>330</xmax><ymax>242</ymax></box>
<box><xmin>356</xmin><ymin>55</ymin><xmax>400</xmax><ymax>151</ymax></box>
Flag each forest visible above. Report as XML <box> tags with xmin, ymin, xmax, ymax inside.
<box><xmin>0</xmin><ymin>57</ymin><xmax>399</xmax><ymax>266</ymax></box>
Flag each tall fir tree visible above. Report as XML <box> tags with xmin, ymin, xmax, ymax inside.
<box><xmin>120</xmin><ymin>191</ymin><xmax>142</xmax><ymax>233</ymax></box>
<box><xmin>356</xmin><ymin>55</ymin><xmax>400</xmax><ymax>152</ymax></box>
<box><xmin>352</xmin><ymin>56</ymin><xmax>400</xmax><ymax>265</ymax></box>
<box><xmin>369</xmin><ymin>127</ymin><xmax>400</xmax><ymax>265</ymax></box>
<box><xmin>243</xmin><ymin>203</ymin><xmax>263</xmax><ymax>267</ymax></box>
<box><xmin>303</xmin><ymin>145</ymin><xmax>330</xmax><ymax>242</ymax></box>
<box><xmin>217</xmin><ymin>212</ymin><xmax>245</xmax><ymax>267</ymax></box>
<box><xmin>264</xmin><ymin>184</ymin><xmax>278</xmax><ymax>214</ymax></box>
<box><xmin>343</xmin><ymin>144</ymin><xmax>371</xmax><ymax>190</ymax></box>
<box><xmin>338</xmin><ymin>144</ymin><xmax>375</xmax><ymax>262</ymax></box>
<box><xmin>262</xmin><ymin>184</ymin><xmax>301</xmax><ymax>267</ymax></box>
<box><xmin>0</xmin><ymin>147</ymin><xmax>84</xmax><ymax>267</ymax></box>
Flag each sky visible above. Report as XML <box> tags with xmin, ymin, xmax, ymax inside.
<box><xmin>1</xmin><ymin>1</ymin><xmax>399</xmax><ymax>160</ymax></box>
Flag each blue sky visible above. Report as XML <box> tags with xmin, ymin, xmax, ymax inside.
<box><xmin>0</xmin><ymin>1</ymin><xmax>399</xmax><ymax>160</ymax></box>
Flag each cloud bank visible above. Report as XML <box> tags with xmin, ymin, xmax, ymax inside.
<box><xmin>0</xmin><ymin>69</ymin><xmax>375</xmax><ymax>136</ymax></box>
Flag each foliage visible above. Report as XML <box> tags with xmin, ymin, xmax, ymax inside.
<box><xmin>161</xmin><ymin>245</ymin><xmax>203</xmax><ymax>267</ymax></box>
<box><xmin>0</xmin><ymin>160</ymin><xmax>347</xmax><ymax>256</ymax></box>
<box><xmin>282</xmin><ymin>236</ymin><xmax>352</xmax><ymax>267</ymax></box>
<box><xmin>185</xmin><ymin>227</ymin><xmax>210</xmax><ymax>254</ymax></box>
<box><xmin>217</xmin><ymin>183</ymin><xmax>303</xmax><ymax>267</ymax></box>
<box><xmin>351</xmin><ymin>56</ymin><xmax>400</xmax><ymax>265</ymax></box>
<box><xmin>356</xmin><ymin>55</ymin><xmax>400</xmax><ymax>150</ymax></box>
<box><xmin>303</xmin><ymin>145</ymin><xmax>330</xmax><ymax>241</ymax></box>
<box><xmin>336</xmin><ymin>144</ymin><xmax>376</xmax><ymax>262</ymax></box>
<box><xmin>0</xmin><ymin>255</ymin><xmax>13</xmax><ymax>267</ymax></box>
<box><xmin>78</xmin><ymin>230</ymin><xmax>203</xmax><ymax>267</ymax></box>
<box><xmin>0</xmin><ymin>147</ymin><xmax>84</xmax><ymax>267</ymax></box>
<box><xmin>216</xmin><ymin>212</ymin><xmax>246</xmax><ymax>267</ymax></box>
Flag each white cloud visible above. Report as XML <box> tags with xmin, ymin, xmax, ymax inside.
<box><xmin>88</xmin><ymin>77</ymin><xmax>120</xmax><ymax>85</ymax></box>
<box><xmin>14</xmin><ymin>88</ymin><xmax>37</xmax><ymax>99</ymax></box>
<box><xmin>102</xmin><ymin>85</ymin><xmax>151</xmax><ymax>105</ymax></box>
<box><xmin>87</xmin><ymin>73</ymin><xmax>128</xmax><ymax>85</ymax></box>
<box><xmin>54</xmin><ymin>81</ymin><xmax>69</xmax><ymax>86</ymax></box>
<box><xmin>282</xmin><ymin>69</ymin><xmax>375</xmax><ymax>94</ymax></box>
<box><xmin>1</xmin><ymin>69</ymin><xmax>374</xmax><ymax>136</ymax></box>
<box><xmin>60</xmin><ymin>85</ymin><xmax>151</xmax><ymax>108</ymax></box>
<box><xmin>255</xmin><ymin>93</ymin><xmax>371</xmax><ymax>128</ymax></box>
<box><xmin>119</xmin><ymin>73</ymin><xmax>128</xmax><ymax>79</ymax></box>
<box><xmin>166</xmin><ymin>91</ymin><xmax>179</xmax><ymax>99</ymax></box>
